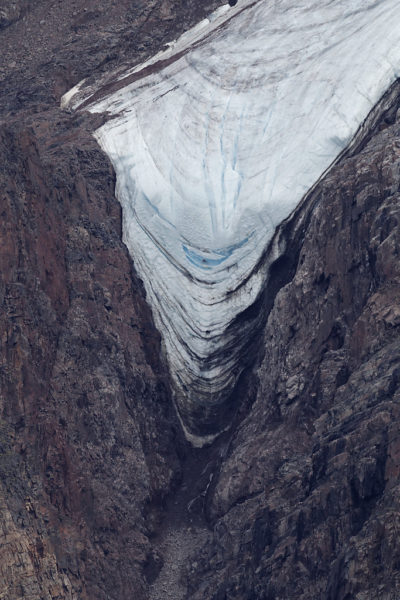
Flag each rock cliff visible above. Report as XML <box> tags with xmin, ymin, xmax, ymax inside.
<box><xmin>1</xmin><ymin>2</ymin><xmax>400</xmax><ymax>600</ymax></box>
<box><xmin>186</xmin><ymin>87</ymin><xmax>400</xmax><ymax>600</ymax></box>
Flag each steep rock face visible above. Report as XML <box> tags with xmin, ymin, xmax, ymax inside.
<box><xmin>184</xmin><ymin>95</ymin><xmax>400</xmax><ymax>599</ymax></box>
<box><xmin>0</xmin><ymin>111</ymin><xmax>183</xmax><ymax>599</ymax></box>
<box><xmin>1</xmin><ymin>5</ymin><xmax>227</xmax><ymax>599</ymax></box>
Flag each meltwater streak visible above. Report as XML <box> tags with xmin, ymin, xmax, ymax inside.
<box><xmin>63</xmin><ymin>0</ymin><xmax>400</xmax><ymax>444</ymax></box>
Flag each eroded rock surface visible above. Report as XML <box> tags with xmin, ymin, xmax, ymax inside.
<box><xmin>0</xmin><ymin>110</ymin><xmax>183</xmax><ymax>599</ymax></box>
<box><xmin>183</xmin><ymin>95</ymin><xmax>400</xmax><ymax>600</ymax></box>
<box><xmin>0</xmin><ymin>2</ymin><xmax>223</xmax><ymax>598</ymax></box>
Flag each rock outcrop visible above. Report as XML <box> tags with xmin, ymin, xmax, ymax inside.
<box><xmin>0</xmin><ymin>2</ymin><xmax>222</xmax><ymax>598</ymax></box>
<box><xmin>0</xmin><ymin>109</ymin><xmax>183</xmax><ymax>599</ymax></box>
<box><xmin>183</xmin><ymin>87</ymin><xmax>400</xmax><ymax>600</ymax></box>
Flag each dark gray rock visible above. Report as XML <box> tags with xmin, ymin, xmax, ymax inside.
<box><xmin>184</xmin><ymin>86</ymin><xmax>400</xmax><ymax>600</ymax></box>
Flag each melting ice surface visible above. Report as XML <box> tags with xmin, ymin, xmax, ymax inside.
<box><xmin>63</xmin><ymin>0</ymin><xmax>400</xmax><ymax>444</ymax></box>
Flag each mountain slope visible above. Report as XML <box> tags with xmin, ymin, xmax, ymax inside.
<box><xmin>0</xmin><ymin>2</ymin><xmax>400</xmax><ymax>600</ymax></box>
<box><xmin>63</xmin><ymin>0</ymin><xmax>400</xmax><ymax>443</ymax></box>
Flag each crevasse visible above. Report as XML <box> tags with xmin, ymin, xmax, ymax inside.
<box><xmin>62</xmin><ymin>0</ymin><xmax>400</xmax><ymax>445</ymax></box>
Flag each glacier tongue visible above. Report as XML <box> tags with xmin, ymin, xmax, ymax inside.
<box><xmin>63</xmin><ymin>0</ymin><xmax>400</xmax><ymax>443</ymax></box>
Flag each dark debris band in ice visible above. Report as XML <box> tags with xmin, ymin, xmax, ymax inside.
<box><xmin>63</xmin><ymin>0</ymin><xmax>400</xmax><ymax>444</ymax></box>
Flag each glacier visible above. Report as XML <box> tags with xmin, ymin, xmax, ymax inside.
<box><xmin>62</xmin><ymin>0</ymin><xmax>400</xmax><ymax>444</ymax></box>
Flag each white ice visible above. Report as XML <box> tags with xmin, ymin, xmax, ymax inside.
<box><xmin>63</xmin><ymin>0</ymin><xmax>400</xmax><ymax>441</ymax></box>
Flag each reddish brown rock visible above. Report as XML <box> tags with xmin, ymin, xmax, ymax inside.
<box><xmin>0</xmin><ymin>111</ymin><xmax>183</xmax><ymax>599</ymax></box>
<box><xmin>0</xmin><ymin>4</ymin><xmax>225</xmax><ymax>598</ymax></box>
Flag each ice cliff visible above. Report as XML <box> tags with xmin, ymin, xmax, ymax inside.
<box><xmin>62</xmin><ymin>0</ymin><xmax>400</xmax><ymax>444</ymax></box>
